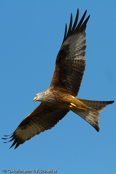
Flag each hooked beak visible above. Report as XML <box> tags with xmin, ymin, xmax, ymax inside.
<box><xmin>33</xmin><ymin>96</ymin><xmax>37</xmax><ymax>102</ymax></box>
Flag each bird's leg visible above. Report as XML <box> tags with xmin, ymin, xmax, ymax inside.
<box><xmin>69</xmin><ymin>103</ymin><xmax>77</xmax><ymax>108</ymax></box>
<box><xmin>69</xmin><ymin>102</ymin><xmax>87</xmax><ymax>111</ymax></box>
<box><xmin>66</xmin><ymin>95</ymin><xmax>89</xmax><ymax>111</ymax></box>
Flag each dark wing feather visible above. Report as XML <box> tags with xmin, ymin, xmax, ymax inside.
<box><xmin>50</xmin><ymin>9</ymin><xmax>90</xmax><ymax>96</ymax></box>
<box><xmin>3</xmin><ymin>103</ymin><xmax>68</xmax><ymax>149</ymax></box>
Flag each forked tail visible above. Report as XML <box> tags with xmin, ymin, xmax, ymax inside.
<box><xmin>72</xmin><ymin>99</ymin><xmax>114</xmax><ymax>131</ymax></box>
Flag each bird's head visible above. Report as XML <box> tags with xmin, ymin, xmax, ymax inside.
<box><xmin>33</xmin><ymin>91</ymin><xmax>45</xmax><ymax>102</ymax></box>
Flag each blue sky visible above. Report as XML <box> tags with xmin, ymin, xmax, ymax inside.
<box><xmin>0</xmin><ymin>0</ymin><xmax>116</xmax><ymax>173</ymax></box>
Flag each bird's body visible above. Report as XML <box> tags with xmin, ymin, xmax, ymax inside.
<box><xmin>3</xmin><ymin>9</ymin><xmax>114</xmax><ymax>149</ymax></box>
<box><xmin>33</xmin><ymin>88</ymin><xmax>88</xmax><ymax>110</ymax></box>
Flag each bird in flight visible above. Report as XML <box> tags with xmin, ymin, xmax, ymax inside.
<box><xmin>3</xmin><ymin>9</ymin><xmax>114</xmax><ymax>149</ymax></box>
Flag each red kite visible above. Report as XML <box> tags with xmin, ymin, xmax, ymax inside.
<box><xmin>3</xmin><ymin>9</ymin><xmax>114</xmax><ymax>149</ymax></box>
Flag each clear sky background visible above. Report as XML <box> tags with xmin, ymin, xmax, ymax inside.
<box><xmin>0</xmin><ymin>0</ymin><xmax>116</xmax><ymax>174</ymax></box>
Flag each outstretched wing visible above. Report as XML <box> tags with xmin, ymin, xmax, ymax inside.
<box><xmin>3</xmin><ymin>103</ymin><xmax>68</xmax><ymax>149</ymax></box>
<box><xmin>50</xmin><ymin>9</ymin><xmax>90</xmax><ymax>96</ymax></box>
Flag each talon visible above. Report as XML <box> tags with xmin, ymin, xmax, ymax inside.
<box><xmin>69</xmin><ymin>103</ymin><xmax>77</xmax><ymax>108</ymax></box>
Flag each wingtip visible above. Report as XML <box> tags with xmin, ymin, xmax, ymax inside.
<box><xmin>85</xmin><ymin>9</ymin><xmax>87</xmax><ymax>14</ymax></box>
<box><xmin>2</xmin><ymin>132</ymin><xmax>18</xmax><ymax>149</ymax></box>
<box><xmin>62</xmin><ymin>9</ymin><xmax>90</xmax><ymax>43</ymax></box>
